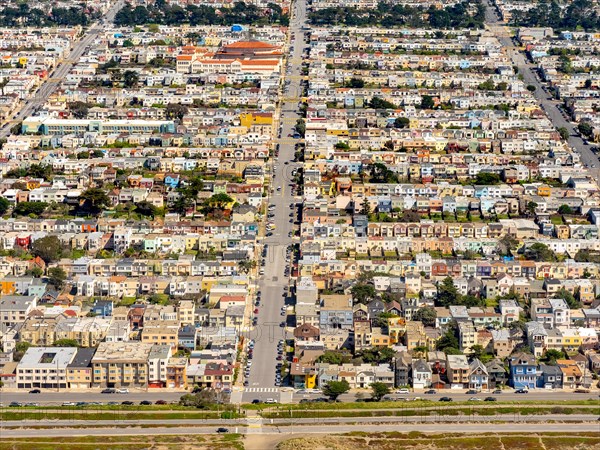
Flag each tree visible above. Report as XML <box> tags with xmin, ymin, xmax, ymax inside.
<box><xmin>179</xmin><ymin>389</ymin><xmax>217</xmax><ymax>409</ymax></box>
<box><xmin>238</xmin><ymin>260</ymin><xmax>257</xmax><ymax>274</ymax></box>
<box><xmin>47</xmin><ymin>267</ymin><xmax>67</xmax><ymax>289</ymax></box>
<box><xmin>322</xmin><ymin>380</ymin><xmax>350</xmax><ymax>400</ymax></box>
<box><xmin>526</xmin><ymin>201</ymin><xmax>538</xmax><ymax>216</ymax></box>
<box><xmin>134</xmin><ymin>200</ymin><xmax>157</xmax><ymax>218</ymax></box>
<box><xmin>347</xmin><ymin>77</ymin><xmax>365</xmax><ymax>88</ymax></box>
<box><xmin>369</xmin><ymin>96</ymin><xmax>396</xmax><ymax>109</ymax></box>
<box><xmin>394</xmin><ymin>117</ymin><xmax>410</xmax><ymax>128</ymax></box>
<box><xmin>554</xmin><ymin>288</ymin><xmax>581</xmax><ymax>309</ymax></box>
<box><xmin>53</xmin><ymin>339</ymin><xmax>79</xmax><ymax>347</ymax></box>
<box><xmin>524</xmin><ymin>243</ymin><xmax>556</xmax><ymax>262</ymax></box>
<box><xmin>420</xmin><ymin>94</ymin><xmax>435</xmax><ymax>109</ymax></box>
<box><xmin>294</xmin><ymin>118</ymin><xmax>306</xmax><ymax>137</ymax></box>
<box><xmin>80</xmin><ymin>188</ymin><xmax>111</xmax><ymax>213</ymax></box>
<box><xmin>351</xmin><ymin>283</ymin><xmax>376</xmax><ymax>304</ymax></box>
<box><xmin>31</xmin><ymin>236</ymin><xmax>63</xmax><ymax>263</ymax></box>
<box><xmin>123</xmin><ymin>70</ymin><xmax>139</xmax><ymax>88</ymax></box>
<box><xmin>558</xmin><ymin>204</ymin><xmax>573</xmax><ymax>215</ymax></box>
<box><xmin>370</xmin><ymin>382</ymin><xmax>390</xmax><ymax>401</ymax></box>
<box><xmin>436</xmin><ymin>323</ymin><xmax>459</xmax><ymax>352</ymax></box>
<box><xmin>317</xmin><ymin>350</ymin><xmax>353</xmax><ymax>365</ymax></box>
<box><xmin>165</xmin><ymin>103</ymin><xmax>189</xmax><ymax>120</ymax></box>
<box><xmin>557</xmin><ymin>127</ymin><xmax>569</xmax><ymax>141</ymax></box>
<box><xmin>541</xmin><ymin>349</ymin><xmax>566</xmax><ymax>364</ymax></box>
<box><xmin>437</xmin><ymin>277</ymin><xmax>459</xmax><ymax>307</ymax></box>
<box><xmin>69</xmin><ymin>101</ymin><xmax>90</xmax><ymax>119</ymax></box>
<box><xmin>497</xmin><ymin>234</ymin><xmax>518</xmax><ymax>256</ymax></box>
<box><xmin>14</xmin><ymin>201</ymin><xmax>47</xmax><ymax>217</ymax></box>
<box><xmin>13</xmin><ymin>341</ymin><xmax>31</xmax><ymax>362</ymax></box>
<box><xmin>0</xmin><ymin>197</ymin><xmax>10</xmax><ymax>215</ymax></box>
<box><xmin>413</xmin><ymin>306</ymin><xmax>437</xmax><ymax>327</ymax></box>
<box><xmin>475</xmin><ymin>172</ymin><xmax>500</xmax><ymax>185</ymax></box>
<box><xmin>578</xmin><ymin>121</ymin><xmax>593</xmax><ymax>138</ymax></box>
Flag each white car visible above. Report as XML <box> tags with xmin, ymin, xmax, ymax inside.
<box><xmin>116</xmin><ymin>388</ymin><xmax>129</xmax><ymax>394</ymax></box>
<box><xmin>395</xmin><ymin>388</ymin><xmax>410</xmax><ymax>394</ymax></box>
<box><xmin>265</xmin><ymin>398</ymin><xmax>277</xmax><ymax>404</ymax></box>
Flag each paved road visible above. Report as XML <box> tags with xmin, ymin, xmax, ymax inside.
<box><xmin>484</xmin><ymin>0</ymin><xmax>600</xmax><ymax>180</ymax></box>
<box><xmin>239</xmin><ymin>0</ymin><xmax>308</xmax><ymax>404</ymax></box>
<box><xmin>1</xmin><ymin>420</ymin><xmax>599</xmax><ymax>438</ymax></box>
<box><xmin>0</xmin><ymin>390</ymin><xmax>185</xmax><ymax>405</ymax></box>
<box><xmin>0</xmin><ymin>0</ymin><xmax>126</xmax><ymax>138</ymax></box>
<box><xmin>295</xmin><ymin>389</ymin><xmax>600</xmax><ymax>403</ymax></box>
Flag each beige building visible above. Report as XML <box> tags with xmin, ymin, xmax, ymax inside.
<box><xmin>92</xmin><ymin>342</ymin><xmax>153</xmax><ymax>388</ymax></box>
<box><xmin>141</xmin><ymin>320</ymin><xmax>180</xmax><ymax>349</ymax></box>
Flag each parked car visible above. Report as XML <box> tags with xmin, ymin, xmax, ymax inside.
<box><xmin>466</xmin><ymin>389</ymin><xmax>478</xmax><ymax>395</ymax></box>
<box><xmin>121</xmin><ymin>401</ymin><xmax>134</xmax><ymax>405</ymax></box>
<box><xmin>424</xmin><ymin>389</ymin><xmax>436</xmax><ymax>394</ymax></box>
<box><xmin>28</xmin><ymin>389</ymin><xmax>41</xmax><ymax>394</ymax></box>
<box><xmin>140</xmin><ymin>400</ymin><xmax>152</xmax><ymax>405</ymax></box>
<box><xmin>439</xmin><ymin>397</ymin><xmax>453</xmax><ymax>402</ymax></box>
<box><xmin>9</xmin><ymin>402</ymin><xmax>22</xmax><ymax>407</ymax></box>
<box><xmin>155</xmin><ymin>400</ymin><xmax>168</xmax><ymax>405</ymax></box>
<box><xmin>265</xmin><ymin>398</ymin><xmax>277</xmax><ymax>404</ymax></box>
<box><xmin>484</xmin><ymin>397</ymin><xmax>497</xmax><ymax>402</ymax></box>
<box><xmin>101</xmin><ymin>388</ymin><xmax>116</xmax><ymax>394</ymax></box>
<box><xmin>515</xmin><ymin>389</ymin><xmax>529</xmax><ymax>394</ymax></box>
<box><xmin>251</xmin><ymin>399</ymin><xmax>262</xmax><ymax>404</ymax></box>
<box><xmin>395</xmin><ymin>388</ymin><xmax>410</xmax><ymax>394</ymax></box>
<box><xmin>468</xmin><ymin>397</ymin><xmax>482</xmax><ymax>401</ymax></box>
<box><xmin>116</xmin><ymin>388</ymin><xmax>129</xmax><ymax>394</ymax></box>
<box><xmin>492</xmin><ymin>389</ymin><xmax>503</xmax><ymax>394</ymax></box>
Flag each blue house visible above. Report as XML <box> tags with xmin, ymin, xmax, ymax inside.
<box><xmin>92</xmin><ymin>300</ymin><xmax>113</xmax><ymax>317</ymax></box>
<box><xmin>509</xmin><ymin>352</ymin><xmax>538</xmax><ymax>389</ymax></box>
<box><xmin>164</xmin><ymin>174</ymin><xmax>180</xmax><ymax>189</ymax></box>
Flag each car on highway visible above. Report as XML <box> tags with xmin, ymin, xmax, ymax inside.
<box><xmin>28</xmin><ymin>389</ymin><xmax>41</xmax><ymax>394</ymax></box>
<box><xmin>395</xmin><ymin>388</ymin><xmax>410</xmax><ymax>394</ymax></box>
<box><xmin>155</xmin><ymin>400</ymin><xmax>168</xmax><ymax>405</ymax></box>
<box><xmin>484</xmin><ymin>397</ymin><xmax>497</xmax><ymax>402</ymax></box>
<box><xmin>265</xmin><ymin>398</ymin><xmax>277</xmax><ymax>404</ymax></box>
<box><xmin>9</xmin><ymin>402</ymin><xmax>22</xmax><ymax>407</ymax></box>
<box><xmin>424</xmin><ymin>389</ymin><xmax>436</xmax><ymax>394</ymax></box>
<box><xmin>216</xmin><ymin>427</ymin><xmax>229</xmax><ymax>433</ymax></box>
<box><xmin>439</xmin><ymin>397</ymin><xmax>453</xmax><ymax>402</ymax></box>
<box><xmin>101</xmin><ymin>388</ymin><xmax>116</xmax><ymax>394</ymax></box>
<box><xmin>62</xmin><ymin>402</ymin><xmax>76</xmax><ymax>406</ymax></box>
<box><xmin>468</xmin><ymin>397</ymin><xmax>482</xmax><ymax>401</ymax></box>
<box><xmin>515</xmin><ymin>389</ymin><xmax>529</xmax><ymax>394</ymax></box>
<box><xmin>121</xmin><ymin>401</ymin><xmax>135</xmax><ymax>405</ymax></box>
<box><xmin>140</xmin><ymin>400</ymin><xmax>152</xmax><ymax>405</ymax></box>
<box><xmin>116</xmin><ymin>388</ymin><xmax>129</xmax><ymax>394</ymax></box>
<box><xmin>251</xmin><ymin>399</ymin><xmax>262</xmax><ymax>404</ymax></box>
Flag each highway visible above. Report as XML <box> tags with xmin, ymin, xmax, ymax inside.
<box><xmin>0</xmin><ymin>390</ymin><xmax>185</xmax><ymax>405</ymax></box>
<box><xmin>484</xmin><ymin>0</ymin><xmax>600</xmax><ymax>180</ymax></box>
<box><xmin>1</xmin><ymin>420</ymin><xmax>599</xmax><ymax>438</ymax></box>
<box><xmin>239</xmin><ymin>0</ymin><xmax>308</xmax><ymax>404</ymax></box>
<box><xmin>0</xmin><ymin>0</ymin><xmax>126</xmax><ymax>138</ymax></box>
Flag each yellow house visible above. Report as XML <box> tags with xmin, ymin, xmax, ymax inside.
<box><xmin>239</xmin><ymin>112</ymin><xmax>272</xmax><ymax>128</ymax></box>
<box><xmin>388</xmin><ymin>317</ymin><xmax>407</xmax><ymax>344</ymax></box>
<box><xmin>0</xmin><ymin>279</ymin><xmax>16</xmax><ymax>295</ymax></box>
<box><xmin>537</xmin><ymin>185</ymin><xmax>552</xmax><ymax>197</ymax></box>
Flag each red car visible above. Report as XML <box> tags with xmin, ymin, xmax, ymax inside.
<box><xmin>254</xmin><ymin>308</ymin><xmax>259</xmax><ymax>314</ymax></box>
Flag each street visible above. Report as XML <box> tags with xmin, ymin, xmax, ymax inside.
<box><xmin>238</xmin><ymin>0</ymin><xmax>308</xmax><ymax>405</ymax></box>
<box><xmin>1</xmin><ymin>420</ymin><xmax>598</xmax><ymax>438</ymax></box>
<box><xmin>0</xmin><ymin>0</ymin><xmax>126</xmax><ymax>138</ymax></box>
<box><xmin>484</xmin><ymin>0</ymin><xmax>600</xmax><ymax>180</ymax></box>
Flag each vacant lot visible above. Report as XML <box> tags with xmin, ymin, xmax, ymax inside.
<box><xmin>275</xmin><ymin>432</ymin><xmax>600</xmax><ymax>450</ymax></box>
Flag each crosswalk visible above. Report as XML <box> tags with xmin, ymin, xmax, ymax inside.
<box><xmin>244</xmin><ymin>387</ymin><xmax>280</xmax><ymax>393</ymax></box>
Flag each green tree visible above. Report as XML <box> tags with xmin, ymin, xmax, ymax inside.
<box><xmin>557</xmin><ymin>127</ymin><xmax>569</xmax><ymax>141</ymax></box>
<box><xmin>47</xmin><ymin>267</ymin><xmax>67</xmax><ymax>289</ymax></box>
<box><xmin>31</xmin><ymin>235</ymin><xmax>63</xmax><ymax>263</ymax></box>
<box><xmin>526</xmin><ymin>84</ymin><xmax>536</xmax><ymax>92</ymax></box>
<box><xmin>413</xmin><ymin>306</ymin><xmax>437</xmax><ymax>327</ymax></box>
<box><xmin>14</xmin><ymin>341</ymin><xmax>31</xmax><ymax>362</ymax></box>
<box><xmin>179</xmin><ymin>390</ymin><xmax>217</xmax><ymax>409</ymax></box>
<box><xmin>14</xmin><ymin>201</ymin><xmax>47</xmax><ymax>217</ymax></box>
<box><xmin>541</xmin><ymin>349</ymin><xmax>566</xmax><ymax>364</ymax></box>
<box><xmin>524</xmin><ymin>243</ymin><xmax>556</xmax><ymax>262</ymax></box>
<box><xmin>0</xmin><ymin>197</ymin><xmax>10</xmax><ymax>215</ymax></box>
<box><xmin>554</xmin><ymin>288</ymin><xmax>581</xmax><ymax>309</ymax></box>
<box><xmin>53</xmin><ymin>339</ymin><xmax>79</xmax><ymax>347</ymax></box>
<box><xmin>578</xmin><ymin>121</ymin><xmax>593</xmax><ymax>138</ymax></box>
<box><xmin>322</xmin><ymin>380</ymin><xmax>350</xmax><ymax>400</ymax></box>
<box><xmin>238</xmin><ymin>260</ymin><xmax>257</xmax><ymax>274</ymax></box>
<box><xmin>316</xmin><ymin>350</ymin><xmax>352</xmax><ymax>365</ymax></box>
<box><xmin>436</xmin><ymin>322</ymin><xmax>459</xmax><ymax>352</ymax></box>
<box><xmin>80</xmin><ymin>188</ymin><xmax>111</xmax><ymax>213</ymax></box>
<box><xmin>497</xmin><ymin>234</ymin><xmax>518</xmax><ymax>256</ymax></box>
<box><xmin>394</xmin><ymin>117</ymin><xmax>410</xmax><ymax>128</ymax></box>
<box><xmin>135</xmin><ymin>200</ymin><xmax>157</xmax><ymax>218</ymax></box>
<box><xmin>370</xmin><ymin>382</ymin><xmax>390</xmax><ymax>401</ymax></box>
<box><xmin>420</xmin><ymin>94</ymin><xmax>435</xmax><ymax>109</ymax></box>
<box><xmin>437</xmin><ymin>277</ymin><xmax>459</xmax><ymax>307</ymax></box>
<box><xmin>165</xmin><ymin>103</ymin><xmax>189</xmax><ymax>120</ymax></box>
<box><xmin>558</xmin><ymin>204</ymin><xmax>573</xmax><ymax>215</ymax></box>
<box><xmin>347</xmin><ymin>77</ymin><xmax>365</xmax><ymax>88</ymax></box>
<box><xmin>123</xmin><ymin>70</ymin><xmax>140</xmax><ymax>88</ymax></box>
<box><xmin>351</xmin><ymin>283</ymin><xmax>376</xmax><ymax>304</ymax></box>
<box><xmin>475</xmin><ymin>172</ymin><xmax>500</xmax><ymax>185</ymax></box>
